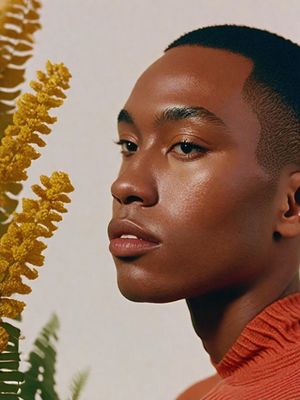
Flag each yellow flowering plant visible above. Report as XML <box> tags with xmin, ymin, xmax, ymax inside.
<box><xmin>0</xmin><ymin>1</ymin><xmax>89</xmax><ymax>398</ymax></box>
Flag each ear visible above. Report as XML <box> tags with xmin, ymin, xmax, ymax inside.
<box><xmin>274</xmin><ymin>171</ymin><xmax>300</xmax><ymax>239</ymax></box>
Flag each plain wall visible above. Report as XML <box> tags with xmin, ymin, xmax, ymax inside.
<box><xmin>13</xmin><ymin>1</ymin><xmax>300</xmax><ymax>399</ymax></box>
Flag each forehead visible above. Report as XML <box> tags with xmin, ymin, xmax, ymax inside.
<box><xmin>124</xmin><ymin>46</ymin><xmax>260</xmax><ymax>140</ymax></box>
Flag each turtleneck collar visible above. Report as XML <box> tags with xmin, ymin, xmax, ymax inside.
<box><xmin>210</xmin><ymin>292</ymin><xmax>300</xmax><ymax>381</ymax></box>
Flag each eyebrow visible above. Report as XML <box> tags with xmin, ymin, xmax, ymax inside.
<box><xmin>117</xmin><ymin>109</ymin><xmax>134</xmax><ymax>124</ymax></box>
<box><xmin>117</xmin><ymin>106</ymin><xmax>228</xmax><ymax>130</ymax></box>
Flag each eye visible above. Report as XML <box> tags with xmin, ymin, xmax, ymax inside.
<box><xmin>170</xmin><ymin>139</ymin><xmax>208</xmax><ymax>159</ymax></box>
<box><xmin>114</xmin><ymin>139</ymin><xmax>137</xmax><ymax>155</ymax></box>
<box><xmin>113</xmin><ymin>138</ymin><xmax>208</xmax><ymax>159</ymax></box>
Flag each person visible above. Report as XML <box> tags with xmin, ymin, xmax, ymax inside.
<box><xmin>107</xmin><ymin>24</ymin><xmax>300</xmax><ymax>399</ymax></box>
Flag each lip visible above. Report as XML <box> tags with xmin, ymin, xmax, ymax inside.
<box><xmin>108</xmin><ymin>219</ymin><xmax>161</xmax><ymax>257</ymax></box>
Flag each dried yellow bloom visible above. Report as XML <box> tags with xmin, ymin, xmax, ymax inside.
<box><xmin>0</xmin><ymin>326</ymin><xmax>9</xmax><ymax>352</ymax></box>
<box><xmin>0</xmin><ymin>61</ymin><xmax>71</xmax><ymax>184</ymax></box>
<box><xmin>0</xmin><ymin>60</ymin><xmax>71</xmax><ymax>239</ymax></box>
<box><xmin>0</xmin><ymin>298</ymin><xmax>25</xmax><ymax>319</ymax></box>
<box><xmin>0</xmin><ymin>171</ymin><xmax>74</xmax><ymax>350</ymax></box>
<box><xmin>0</xmin><ymin>0</ymin><xmax>42</xmax><ymax>139</ymax></box>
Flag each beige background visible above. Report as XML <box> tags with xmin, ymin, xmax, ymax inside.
<box><xmin>14</xmin><ymin>1</ymin><xmax>300</xmax><ymax>399</ymax></box>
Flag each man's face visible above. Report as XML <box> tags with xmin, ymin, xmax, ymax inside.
<box><xmin>108</xmin><ymin>46</ymin><xmax>278</xmax><ymax>303</ymax></box>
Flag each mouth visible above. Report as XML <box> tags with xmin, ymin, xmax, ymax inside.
<box><xmin>108</xmin><ymin>218</ymin><xmax>161</xmax><ymax>257</ymax></box>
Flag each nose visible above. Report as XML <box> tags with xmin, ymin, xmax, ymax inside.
<box><xmin>110</xmin><ymin>163</ymin><xmax>159</xmax><ymax>207</ymax></box>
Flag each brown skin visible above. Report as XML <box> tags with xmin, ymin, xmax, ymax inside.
<box><xmin>109</xmin><ymin>46</ymin><xmax>300</xmax><ymax>364</ymax></box>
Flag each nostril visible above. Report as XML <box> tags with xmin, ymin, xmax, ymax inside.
<box><xmin>110</xmin><ymin>176</ymin><xmax>158</xmax><ymax>207</ymax></box>
<box><xmin>124</xmin><ymin>195</ymin><xmax>143</xmax><ymax>205</ymax></box>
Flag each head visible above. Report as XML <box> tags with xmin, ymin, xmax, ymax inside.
<box><xmin>108</xmin><ymin>25</ymin><xmax>300</xmax><ymax>303</ymax></box>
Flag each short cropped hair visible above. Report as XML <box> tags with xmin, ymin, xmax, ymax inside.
<box><xmin>165</xmin><ymin>25</ymin><xmax>300</xmax><ymax>185</ymax></box>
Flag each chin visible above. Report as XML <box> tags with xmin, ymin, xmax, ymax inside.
<box><xmin>116</xmin><ymin>272</ymin><xmax>188</xmax><ymax>304</ymax></box>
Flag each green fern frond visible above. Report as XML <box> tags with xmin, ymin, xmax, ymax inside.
<box><xmin>0</xmin><ymin>321</ymin><xmax>24</xmax><ymax>399</ymax></box>
<box><xmin>68</xmin><ymin>368</ymin><xmax>90</xmax><ymax>400</ymax></box>
<box><xmin>20</xmin><ymin>313</ymin><xmax>61</xmax><ymax>400</ymax></box>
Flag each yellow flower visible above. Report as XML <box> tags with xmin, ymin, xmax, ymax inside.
<box><xmin>0</xmin><ymin>326</ymin><xmax>9</xmax><ymax>353</ymax></box>
<box><xmin>0</xmin><ymin>55</ymin><xmax>73</xmax><ymax>350</ymax></box>
<box><xmin>0</xmin><ymin>171</ymin><xmax>74</xmax><ymax>351</ymax></box>
<box><xmin>0</xmin><ymin>60</ymin><xmax>71</xmax><ymax>244</ymax></box>
<box><xmin>0</xmin><ymin>61</ymin><xmax>71</xmax><ymax>184</ymax></box>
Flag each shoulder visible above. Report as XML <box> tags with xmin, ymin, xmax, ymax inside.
<box><xmin>176</xmin><ymin>374</ymin><xmax>222</xmax><ymax>400</ymax></box>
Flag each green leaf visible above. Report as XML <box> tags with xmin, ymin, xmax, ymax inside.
<box><xmin>68</xmin><ymin>368</ymin><xmax>90</xmax><ymax>400</ymax></box>
<box><xmin>20</xmin><ymin>313</ymin><xmax>61</xmax><ymax>400</ymax></box>
<box><xmin>0</xmin><ymin>322</ymin><xmax>24</xmax><ymax>399</ymax></box>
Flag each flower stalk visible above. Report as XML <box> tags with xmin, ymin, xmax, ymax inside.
<box><xmin>0</xmin><ymin>60</ymin><xmax>73</xmax><ymax>351</ymax></box>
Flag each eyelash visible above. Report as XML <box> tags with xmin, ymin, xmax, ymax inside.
<box><xmin>114</xmin><ymin>138</ymin><xmax>208</xmax><ymax>159</ymax></box>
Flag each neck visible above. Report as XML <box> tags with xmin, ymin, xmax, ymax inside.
<box><xmin>186</xmin><ymin>274</ymin><xmax>300</xmax><ymax>364</ymax></box>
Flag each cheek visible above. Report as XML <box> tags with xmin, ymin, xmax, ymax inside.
<box><xmin>161</xmin><ymin>153</ymin><xmax>270</xmax><ymax>235</ymax></box>
<box><xmin>157</xmin><ymin>166</ymin><xmax>272</xmax><ymax>290</ymax></box>
<box><xmin>160</xmin><ymin>165</ymin><xmax>233</xmax><ymax>236</ymax></box>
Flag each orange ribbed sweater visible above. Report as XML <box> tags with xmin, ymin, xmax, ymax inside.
<box><xmin>200</xmin><ymin>292</ymin><xmax>300</xmax><ymax>399</ymax></box>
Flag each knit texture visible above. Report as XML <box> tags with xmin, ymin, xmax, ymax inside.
<box><xmin>202</xmin><ymin>292</ymin><xmax>300</xmax><ymax>399</ymax></box>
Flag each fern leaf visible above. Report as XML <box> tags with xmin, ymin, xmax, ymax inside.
<box><xmin>0</xmin><ymin>321</ymin><xmax>24</xmax><ymax>399</ymax></box>
<box><xmin>68</xmin><ymin>369</ymin><xmax>90</xmax><ymax>400</ymax></box>
<box><xmin>0</xmin><ymin>0</ymin><xmax>42</xmax><ymax>236</ymax></box>
<box><xmin>0</xmin><ymin>0</ymin><xmax>42</xmax><ymax>136</ymax></box>
<box><xmin>20</xmin><ymin>313</ymin><xmax>61</xmax><ymax>400</ymax></box>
